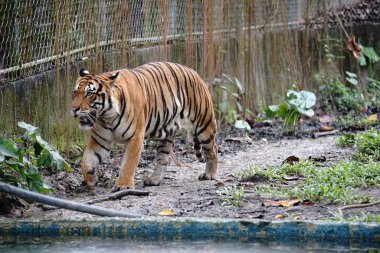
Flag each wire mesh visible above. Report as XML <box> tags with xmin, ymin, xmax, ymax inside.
<box><xmin>0</xmin><ymin>0</ymin><xmax>331</xmax><ymax>84</ymax></box>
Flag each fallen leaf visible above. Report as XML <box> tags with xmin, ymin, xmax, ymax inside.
<box><xmin>319</xmin><ymin>115</ymin><xmax>334</xmax><ymax>123</ymax></box>
<box><xmin>302</xmin><ymin>201</ymin><xmax>315</xmax><ymax>206</ymax></box>
<box><xmin>158</xmin><ymin>209</ymin><xmax>176</xmax><ymax>216</ymax></box>
<box><xmin>282</xmin><ymin>155</ymin><xmax>299</xmax><ymax>165</ymax></box>
<box><xmin>319</xmin><ymin>125</ymin><xmax>334</xmax><ymax>132</ymax></box>
<box><xmin>275</xmin><ymin>214</ymin><xmax>287</xmax><ymax>219</ymax></box>
<box><xmin>279</xmin><ymin>199</ymin><xmax>301</xmax><ymax>207</ymax></box>
<box><xmin>368</xmin><ymin>114</ymin><xmax>378</xmax><ymax>122</ymax></box>
<box><xmin>263</xmin><ymin>199</ymin><xmax>301</xmax><ymax>207</ymax></box>
<box><xmin>347</xmin><ymin>35</ymin><xmax>362</xmax><ymax>59</ymax></box>
<box><xmin>283</xmin><ymin>174</ymin><xmax>299</xmax><ymax>181</ymax></box>
<box><xmin>263</xmin><ymin>200</ymin><xmax>281</xmax><ymax>207</ymax></box>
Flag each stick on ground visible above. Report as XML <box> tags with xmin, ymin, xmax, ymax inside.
<box><xmin>42</xmin><ymin>189</ymin><xmax>150</xmax><ymax>211</ymax></box>
<box><xmin>338</xmin><ymin>201</ymin><xmax>380</xmax><ymax>217</ymax></box>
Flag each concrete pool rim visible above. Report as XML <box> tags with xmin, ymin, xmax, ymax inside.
<box><xmin>0</xmin><ymin>217</ymin><xmax>379</xmax><ymax>248</ymax></box>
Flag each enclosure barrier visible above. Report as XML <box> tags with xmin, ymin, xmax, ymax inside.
<box><xmin>0</xmin><ymin>217</ymin><xmax>379</xmax><ymax>249</ymax></box>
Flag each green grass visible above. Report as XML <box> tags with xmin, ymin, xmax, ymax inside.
<box><xmin>337</xmin><ymin>128</ymin><xmax>380</xmax><ymax>161</ymax></box>
<box><xmin>238</xmin><ymin>160</ymin><xmax>380</xmax><ymax>204</ymax></box>
<box><xmin>223</xmin><ymin>185</ymin><xmax>245</xmax><ymax>207</ymax></box>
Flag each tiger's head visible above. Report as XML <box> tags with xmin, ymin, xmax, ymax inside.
<box><xmin>71</xmin><ymin>69</ymin><xmax>120</xmax><ymax>131</ymax></box>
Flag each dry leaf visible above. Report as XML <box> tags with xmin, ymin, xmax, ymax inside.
<box><xmin>275</xmin><ymin>214</ymin><xmax>287</xmax><ymax>219</ymax></box>
<box><xmin>302</xmin><ymin>201</ymin><xmax>315</xmax><ymax>206</ymax></box>
<box><xmin>263</xmin><ymin>199</ymin><xmax>301</xmax><ymax>207</ymax></box>
<box><xmin>263</xmin><ymin>200</ymin><xmax>281</xmax><ymax>207</ymax></box>
<box><xmin>279</xmin><ymin>199</ymin><xmax>301</xmax><ymax>207</ymax></box>
<box><xmin>158</xmin><ymin>209</ymin><xmax>176</xmax><ymax>216</ymax></box>
<box><xmin>319</xmin><ymin>125</ymin><xmax>334</xmax><ymax>132</ymax></box>
<box><xmin>368</xmin><ymin>114</ymin><xmax>378</xmax><ymax>122</ymax></box>
<box><xmin>282</xmin><ymin>155</ymin><xmax>299</xmax><ymax>165</ymax></box>
<box><xmin>319</xmin><ymin>115</ymin><xmax>334</xmax><ymax>123</ymax></box>
<box><xmin>347</xmin><ymin>35</ymin><xmax>362</xmax><ymax>59</ymax></box>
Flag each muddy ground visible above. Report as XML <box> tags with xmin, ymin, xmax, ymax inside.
<box><xmin>15</xmin><ymin>118</ymin><xmax>379</xmax><ymax>221</ymax></box>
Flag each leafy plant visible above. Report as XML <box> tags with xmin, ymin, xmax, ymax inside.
<box><xmin>316</xmin><ymin>74</ymin><xmax>365</xmax><ymax>112</ymax></box>
<box><xmin>214</xmin><ymin>75</ymin><xmax>252</xmax><ymax>126</ymax></box>
<box><xmin>224</xmin><ymin>185</ymin><xmax>245</xmax><ymax>207</ymax></box>
<box><xmin>234</xmin><ymin>119</ymin><xmax>251</xmax><ymax>134</ymax></box>
<box><xmin>0</xmin><ymin>122</ymin><xmax>71</xmax><ymax>193</ymax></box>
<box><xmin>264</xmin><ymin>90</ymin><xmax>316</xmax><ymax>130</ymax></box>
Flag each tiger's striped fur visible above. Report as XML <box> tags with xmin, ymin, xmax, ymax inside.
<box><xmin>71</xmin><ymin>62</ymin><xmax>218</xmax><ymax>191</ymax></box>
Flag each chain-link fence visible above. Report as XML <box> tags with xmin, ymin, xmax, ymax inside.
<box><xmin>0</xmin><ymin>0</ymin><xmax>311</xmax><ymax>83</ymax></box>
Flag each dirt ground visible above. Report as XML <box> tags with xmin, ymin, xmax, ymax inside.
<box><xmin>17</xmin><ymin>118</ymin><xmax>380</xmax><ymax>221</ymax></box>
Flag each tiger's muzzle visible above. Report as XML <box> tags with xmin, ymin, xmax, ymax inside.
<box><xmin>71</xmin><ymin>108</ymin><xmax>96</xmax><ymax>130</ymax></box>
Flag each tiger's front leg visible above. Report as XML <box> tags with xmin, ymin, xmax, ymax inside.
<box><xmin>113</xmin><ymin>132</ymin><xmax>145</xmax><ymax>191</ymax></box>
<box><xmin>82</xmin><ymin>135</ymin><xmax>112</xmax><ymax>191</ymax></box>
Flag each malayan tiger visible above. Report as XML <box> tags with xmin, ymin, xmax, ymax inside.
<box><xmin>71</xmin><ymin>62</ymin><xmax>218</xmax><ymax>191</ymax></box>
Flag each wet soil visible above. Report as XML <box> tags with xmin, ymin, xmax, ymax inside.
<box><xmin>17</xmin><ymin>117</ymin><xmax>380</xmax><ymax>221</ymax></box>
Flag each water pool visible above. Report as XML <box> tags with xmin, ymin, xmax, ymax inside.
<box><xmin>1</xmin><ymin>239</ymin><xmax>377</xmax><ymax>253</ymax></box>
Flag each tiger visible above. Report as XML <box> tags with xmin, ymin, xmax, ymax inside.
<box><xmin>71</xmin><ymin>62</ymin><xmax>218</xmax><ymax>191</ymax></box>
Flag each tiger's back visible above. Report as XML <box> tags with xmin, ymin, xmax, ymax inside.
<box><xmin>71</xmin><ymin>62</ymin><xmax>217</xmax><ymax>190</ymax></box>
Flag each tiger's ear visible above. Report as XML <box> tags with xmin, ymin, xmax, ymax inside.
<box><xmin>79</xmin><ymin>68</ymin><xmax>90</xmax><ymax>77</ymax></box>
<box><xmin>109</xmin><ymin>72</ymin><xmax>119</xmax><ymax>81</ymax></box>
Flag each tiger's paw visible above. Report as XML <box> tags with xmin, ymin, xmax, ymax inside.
<box><xmin>111</xmin><ymin>185</ymin><xmax>134</xmax><ymax>192</ymax></box>
<box><xmin>143</xmin><ymin>176</ymin><xmax>162</xmax><ymax>186</ymax></box>
<box><xmin>198</xmin><ymin>172</ymin><xmax>216</xmax><ymax>181</ymax></box>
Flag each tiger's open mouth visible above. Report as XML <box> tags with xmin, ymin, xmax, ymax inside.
<box><xmin>79</xmin><ymin>117</ymin><xmax>94</xmax><ymax>127</ymax></box>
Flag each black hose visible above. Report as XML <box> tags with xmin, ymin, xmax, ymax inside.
<box><xmin>0</xmin><ymin>182</ymin><xmax>140</xmax><ymax>218</ymax></box>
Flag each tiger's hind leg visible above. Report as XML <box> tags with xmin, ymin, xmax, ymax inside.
<box><xmin>194</xmin><ymin>136</ymin><xmax>206</xmax><ymax>163</ymax></box>
<box><xmin>197</xmin><ymin>130</ymin><xmax>218</xmax><ymax>181</ymax></box>
<box><xmin>144</xmin><ymin>136</ymin><xmax>175</xmax><ymax>186</ymax></box>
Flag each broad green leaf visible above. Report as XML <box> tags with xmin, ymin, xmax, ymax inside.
<box><xmin>287</xmin><ymin>90</ymin><xmax>302</xmax><ymax>107</ymax></box>
<box><xmin>264</xmin><ymin>104</ymin><xmax>279</xmax><ymax>118</ymax></box>
<box><xmin>35</xmin><ymin>136</ymin><xmax>72</xmax><ymax>172</ymax></box>
<box><xmin>346</xmin><ymin>77</ymin><xmax>358</xmax><ymax>86</ymax></box>
<box><xmin>6</xmin><ymin>160</ymin><xmax>26</xmax><ymax>179</ymax></box>
<box><xmin>234</xmin><ymin>120</ymin><xmax>251</xmax><ymax>131</ymax></box>
<box><xmin>18</xmin><ymin>121</ymin><xmax>40</xmax><ymax>136</ymax></box>
<box><xmin>36</xmin><ymin>149</ymin><xmax>53</xmax><ymax>168</ymax></box>
<box><xmin>299</xmin><ymin>90</ymin><xmax>317</xmax><ymax>109</ymax></box>
<box><xmin>362</xmin><ymin>46</ymin><xmax>379</xmax><ymax>63</ymax></box>
<box><xmin>0</xmin><ymin>137</ymin><xmax>19</xmax><ymax>159</ymax></box>
<box><xmin>297</xmin><ymin>107</ymin><xmax>315</xmax><ymax>117</ymax></box>
<box><xmin>268</xmin><ymin>104</ymin><xmax>279</xmax><ymax>112</ymax></box>
<box><xmin>0</xmin><ymin>153</ymin><xmax>4</xmax><ymax>162</ymax></box>
<box><xmin>345</xmin><ymin>71</ymin><xmax>357</xmax><ymax>78</ymax></box>
<box><xmin>277</xmin><ymin>103</ymin><xmax>290</xmax><ymax>120</ymax></box>
<box><xmin>358</xmin><ymin>52</ymin><xmax>367</xmax><ymax>66</ymax></box>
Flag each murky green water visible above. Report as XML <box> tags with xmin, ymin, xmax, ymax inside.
<box><xmin>0</xmin><ymin>239</ymin><xmax>378</xmax><ymax>253</ymax></box>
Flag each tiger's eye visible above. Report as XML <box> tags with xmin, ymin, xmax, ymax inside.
<box><xmin>72</xmin><ymin>90</ymin><xmax>77</xmax><ymax>99</ymax></box>
<box><xmin>85</xmin><ymin>91</ymin><xmax>93</xmax><ymax>97</ymax></box>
